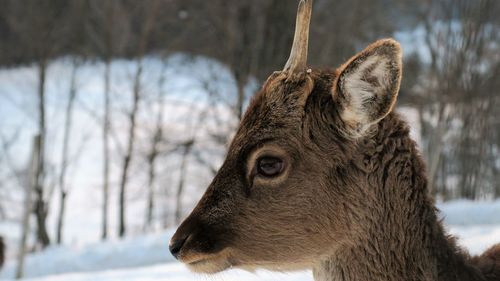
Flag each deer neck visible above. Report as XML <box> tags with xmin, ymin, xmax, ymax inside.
<box><xmin>313</xmin><ymin>114</ymin><xmax>483</xmax><ymax>281</ymax></box>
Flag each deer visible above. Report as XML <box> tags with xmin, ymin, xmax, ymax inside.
<box><xmin>169</xmin><ymin>1</ymin><xmax>500</xmax><ymax>280</ymax></box>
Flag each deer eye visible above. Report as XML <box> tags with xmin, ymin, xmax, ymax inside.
<box><xmin>256</xmin><ymin>156</ymin><xmax>284</xmax><ymax>177</ymax></box>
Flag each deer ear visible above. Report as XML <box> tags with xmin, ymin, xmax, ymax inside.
<box><xmin>333</xmin><ymin>39</ymin><xmax>402</xmax><ymax>135</ymax></box>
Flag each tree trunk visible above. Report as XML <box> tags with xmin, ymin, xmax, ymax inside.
<box><xmin>16</xmin><ymin>136</ymin><xmax>40</xmax><ymax>279</ymax></box>
<box><xmin>144</xmin><ymin>61</ymin><xmax>167</xmax><ymax>230</ymax></box>
<box><xmin>145</xmin><ymin>128</ymin><xmax>160</xmax><ymax>229</ymax></box>
<box><xmin>427</xmin><ymin>105</ymin><xmax>446</xmax><ymax>196</ymax></box>
<box><xmin>34</xmin><ymin>60</ymin><xmax>50</xmax><ymax>248</ymax></box>
<box><xmin>56</xmin><ymin>191</ymin><xmax>67</xmax><ymax>244</ymax></box>
<box><xmin>118</xmin><ymin>59</ymin><xmax>142</xmax><ymax>237</ymax></box>
<box><xmin>234</xmin><ymin>71</ymin><xmax>246</xmax><ymax>120</ymax></box>
<box><xmin>102</xmin><ymin>60</ymin><xmax>111</xmax><ymax>240</ymax></box>
<box><xmin>175</xmin><ymin>141</ymin><xmax>194</xmax><ymax>224</ymax></box>
<box><xmin>56</xmin><ymin>60</ymin><xmax>78</xmax><ymax>244</ymax></box>
<box><xmin>440</xmin><ymin>154</ymin><xmax>449</xmax><ymax>201</ymax></box>
<box><xmin>117</xmin><ymin>0</ymin><xmax>157</xmax><ymax>236</ymax></box>
<box><xmin>34</xmin><ymin>188</ymin><xmax>50</xmax><ymax>248</ymax></box>
<box><xmin>494</xmin><ymin>167</ymin><xmax>500</xmax><ymax>198</ymax></box>
<box><xmin>145</xmin><ymin>158</ymin><xmax>156</xmax><ymax>229</ymax></box>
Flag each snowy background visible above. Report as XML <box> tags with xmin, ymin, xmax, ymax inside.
<box><xmin>0</xmin><ymin>1</ymin><xmax>499</xmax><ymax>281</ymax></box>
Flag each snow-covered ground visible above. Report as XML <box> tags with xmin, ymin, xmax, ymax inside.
<box><xmin>15</xmin><ymin>263</ymin><xmax>313</xmax><ymax>281</ymax></box>
<box><xmin>1</xmin><ymin>200</ymin><xmax>499</xmax><ymax>281</ymax></box>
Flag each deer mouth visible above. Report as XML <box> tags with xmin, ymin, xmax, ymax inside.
<box><xmin>183</xmin><ymin>252</ymin><xmax>234</xmax><ymax>274</ymax></box>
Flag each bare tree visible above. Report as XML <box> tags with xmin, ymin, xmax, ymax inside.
<box><xmin>3</xmin><ymin>0</ymin><xmax>72</xmax><ymax>248</ymax></box>
<box><xmin>118</xmin><ymin>0</ymin><xmax>159</xmax><ymax>237</ymax></box>
<box><xmin>415</xmin><ymin>0</ymin><xmax>500</xmax><ymax>198</ymax></box>
<box><xmin>102</xmin><ymin>65</ymin><xmax>111</xmax><ymax>240</ymax></box>
<box><xmin>85</xmin><ymin>0</ymin><xmax>130</xmax><ymax>240</ymax></box>
<box><xmin>173</xmin><ymin>103</ymin><xmax>212</xmax><ymax>224</ymax></box>
<box><xmin>183</xmin><ymin>1</ymin><xmax>295</xmax><ymax>120</ymax></box>
<box><xmin>174</xmin><ymin>139</ymin><xmax>195</xmax><ymax>224</ymax></box>
<box><xmin>16</xmin><ymin>135</ymin><xmax>40</xmax><ymax>279</ymax></box>
<box><xmin>144</xmin><ymin>57</ymin><xmax>168</xmax><ymax>230</ymax></box>
<box><xmin>53</xmin><ymin>0</ymin><xmax>89</xmax><ymax>244</ymax></box>
<box><xmin>55</xmin><ymin>58</ymin><xmax>80</xmax><ymax>244</ymax></box>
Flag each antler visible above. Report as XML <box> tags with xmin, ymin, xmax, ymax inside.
<box><xmin>283</xmin><ymin>0</ymin><xmax>313</xmax><ymax>74</ymax></box>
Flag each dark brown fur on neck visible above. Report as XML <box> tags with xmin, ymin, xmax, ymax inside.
<box><xmin>305</xmin><ymin>70</ymin><xmax>499</xmax><ymax>281</ymax></box>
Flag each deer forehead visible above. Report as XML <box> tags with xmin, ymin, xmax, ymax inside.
<box><xmin>230</xmin><ymin>73</ymin><xmax>317</xmax><ymax>152</ymax></box>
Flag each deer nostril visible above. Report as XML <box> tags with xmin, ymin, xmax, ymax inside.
<box><xmin>169</xmin><ymin>234</ymin><xmax>189</xmax><ymax>259</ymax></box>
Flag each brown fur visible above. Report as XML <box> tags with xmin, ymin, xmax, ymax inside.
<box><xmin>471</xmin><ymin>244</ymin><xmax>500</xmax><ymax>281</ymax></box>
<box><xmin>170</xmin><ymin>39</ymin><xmax>500</xmax><ymax>281</ymax></box>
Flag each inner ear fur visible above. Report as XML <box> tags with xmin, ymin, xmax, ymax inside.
<box><xmin>333</xmin><ymin>39</ymin><xmax>403</xmax><ymax>135</ymax></box>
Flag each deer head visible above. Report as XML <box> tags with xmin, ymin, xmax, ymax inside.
<box><xmin>170</xmin><ymin>0</ymin><xmax>402</xmax><ymax>274</ymax></box>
